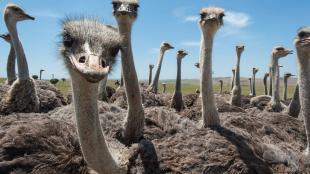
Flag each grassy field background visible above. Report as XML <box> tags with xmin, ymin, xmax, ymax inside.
<box><xmin>0</xmin><ymin>77</ymin><xmax>297</xmax><ymax>99</ymax></box>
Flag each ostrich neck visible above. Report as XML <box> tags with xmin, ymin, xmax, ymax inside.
<box><xmin>148</xmin><ymin>67</ymin><xmax>153</xmax><ymax>85</ymax></box>
<box><xmin>283</xmin><ymin>77</ymin><xmax>288</xmax><ymax>100</ymax></box>
<box><xmin>200</xmin><ymin>33</ymin><xmax>216</xmax><ymax>110</ymax></box>
<box><xmin>269</xmin><ymin>67</ymin><xmax>273</xmax><ymax>96</ymax></box>
<box><xmin>252</xmin><ymin>73</ymin><xmax>256</xmax><ymax>96</ymax></box>
<box><xmin>7</xmin><ymin>43</ymin><xmax>16</xmax><ymax>85</ymax></box>
<box><xmin>5</xmin><ymin>20</ymin><xmax>29</xmax><ymax>79</ymax></box>
<box><xmin>249</xmin><ymin>79</ymin><xmax>252</xmax><ymax>94</ymax></box>
<box><xmin>263</xmin><ymin>75</ymin><xmax>268</xmax><ymax>95</ymax></box>
<box><xmin>175</xmin><ymin>58</ymin><xmax>182</xmax><ymax>92</ymax></box>
<box><xmin>234</xmin><ymin>53</ymin><xmax>241</xmax><ymax>86</ymax></box>
<box><xmin>98</xmin><ymin>76</ymin><xmax>108</xmax><ymax>101</ymax></box>
<box><xmin>297</xmin><ymin>50</ymin><xmax>310</xmax><ymax>149</ymax></box>
<box><xmin>71</xmin><ymin>73</ymin><xmax>120</xmax><ymax>174</ymax></box>
<box><xmin>118</xmin><ymin>21</ymin><xmax>144</xmax><ymax>144</ymax></box>
<box><xmin>271</xmin><ymin>57</ymin><xmax>280</xmax><ymax>102</ymax></box>
<box><xmin>151</xmin><ymin>49</ymin><xmax>165</xmax><ymax>91</ymax></box>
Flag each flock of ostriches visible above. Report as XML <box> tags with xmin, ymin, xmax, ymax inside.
<box><xmin>0</xmin><ymin>0</ymin><xmax>310</xmax><ymax>174</ymax></box>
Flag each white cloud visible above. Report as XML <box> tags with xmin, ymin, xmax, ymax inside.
<box><xmin>181</xmin><ymin>41</ymin><xmax>200</xmax><ymax>47</ymax></box>
<box><xmin>225</xmin><ymin>11</ymin><xmax>250</xmax><ymax>28</ymax></box>
<box><xmin>184</xmin><ymin>15</ymin><xmax>199</xmax><ymax>22</ymax></box>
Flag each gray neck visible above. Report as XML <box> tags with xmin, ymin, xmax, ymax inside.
<box><xmin>7</xmin><ymin>43</ymin><xmax>16</xmax><ymax>85</ymax></box>
<box><xmin>252</xmin><ymin>73</ymin><xmax>256</xmax><ymax>96</ymax></box>
<box><xmin>200</xmin><ymin>32</ymin><xmax>219</xmax><ymax>126</ymax></box>
<box><xmin>219</xmin><ymin>82</ymin><xmax>223</xmax><ymax>94</ymax></box>
<box><xmin>231</xmin><ymin>72</ymin><xmax>235</xmax><ymax>90</ymax></box>
<box><xmin>118</xmin><ymin>21</ymin><xmax>144</xmax><ymax>145</ymax></box>
<box><xmin>283</xmin><ymin>77</ymin><xmax>288</xmax><ymax>100</ymax></box>
<box><xmin>150</xmin><ymin>48</ymin><xmax>165</xmax><ymax>93</ymax></box>
<box><xmin>297</xmin><ymin>49</ymin><xmax>310</xmax><ymax>150</ymax></box>
<box><xmin>249</xmin><ymin>79</ymin><xmax>252</xmax><ymax>94</ymax></box>
<box><xmin>175</xmin><ymin>58</ymin><xmax>182</xmax><ymax>92</ymax></box>
<box><xmin>271</xmin><ymin>57</ymin><xmax>280</xmax><ymax>103</ymax></box>
<box><xmin>263</xmin><ymin>74</ymin><xmax>268</xmax><ymax>95</ymax></box>
<box><xmin>269</xmin><ymin>67</ymin><xmax>273</xmax><ymax>96</ymax></box>
<box><xmin>98</xmin><ymin>76</ymin><xmax>109</xmax><ymax>102</ymax></box>
<box><xmin>5</xmin><ymin>19</ymin><xmax>29</xmax><ymax>79</ymax></box>
<box><xmin>148</xmin><ymin>67</ymin><xmax>153</xmax><ymax>85</ymax></box>
<box><xmin>71</xmin><ymin>73</ymin><xmax>121</xmax><ymax>174</ymax></box>
<box><xmin>234</xmin><ymin>53</ymin><xmax>241</xmax><ymax>87</ymax></box>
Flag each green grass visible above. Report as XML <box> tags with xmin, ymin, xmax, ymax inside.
<box><xmin>0</xmin><ymin>77</ymin><xmax>296</xmax><ymax>99</ymax></box>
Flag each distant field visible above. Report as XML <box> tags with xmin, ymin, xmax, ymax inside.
<box><xmin>0</xmin><ymin>77</ymin><xmax>296</xmax><ymax>99</ymax></box>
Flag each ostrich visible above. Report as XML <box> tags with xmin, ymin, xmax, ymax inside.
<box><xmin>147</xmin><ymin>42</ymin><xmax>174</xmax><ymax>93</ymax></box>
<box><xmin>162</xmin><ymin>83</ymin><xmax>167</xmax><ymax>93</ymax></box>
<box><xmin>59</xmin><ymin>16</ymin><xmax>130</xmax><ymax>173</ymax></box>
<box><xmin>171</xmin><ymin>49</ymin><xmax>188</xmax><ymax>112</ymax></box>
<box><xmin>113</xmin><ymin>0</ymin><xmax>145</xmax><ymax>145</ymax></box>
<box><xmin>283</xmin><ymin>72</ymin><xmax>294</xmax><ymax>100</ymax></box>
<box><xmin>230</xmin><ymin>45</ymin><xmax>245</xmax><ymax>107</ymax></box>
<box><xmin>268</xmin><ymin>46</ymin><xmax>293</xmax><ymax>112</ymax></box>
<box><xmin>252</xmin><ymin>67</ymin><xmax>259</xmax><ymax>96</ymax></box>
<box><xmin>294</xmin><ymin>26</ymin><xmax>310</xmax><ymax>159</ymax></box>
<box><xmin>263</xmin><ymin>73</ymin><xmax>269</xmax><ymax>95</ymax></box>
<box><xmin>0</xmin><ymin>4</ymin><xmax>39</xmax><ymax>114</ymax></box>
<box><xmin>199</xmin><ymin>7</ymin><xmax>225</xmax><ymax>127</ymax></box>
<box><xmin>248</xmin><ymin>78</ymin><xmax>252</xmax><ymax>96</ymax></box>
<box><xmin>39</xmin><ymin>69</ymin><xmax>45</xmax><ymax>80</ymax></box>
<box><xmin>231</xmin><ymin>68</ymin><xmax>235</xmax><ymax>90</ymax></box>
<box><xmin>286</xmin><ymin>84</ymin><xmax>300</xmax><ymax>117</ymax></box>
<box><xmin>0</xmin><ymin>33</ymin><xmax>16</xmax><ymax>85</ymax></box>
<box><xmin>251</xmin><ymin>47</ymin><xmax>293</xmax><ymax>111</ymax></box>
<box><xmin>148</xmin><ymin>64</ymin><xmax>154</xmax><ymax>85</ymax></box>
<box><xmin>218</xmin><ymin>79</ymin><xmax>223</xmax><ymax>94</ymax></box>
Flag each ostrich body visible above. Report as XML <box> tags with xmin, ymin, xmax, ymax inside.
<box><xmin>171</xmin><ymin>50</ymin><xmax>188</xmax><ymax>112</ymax></box>
<box><xmin>162</xmin><ymin>83</ymin><xmax>167</xmax><ymax>93</ymax></box>
<box><xmin>283</xmin><ymin>72</ymin><xmax>294</xmax><ymax>100</ymax></box>
<box><xmin>113</xmin><ymin>0</ymin><xmax>145</xmax><ymax>145</ymax></box>
<box><xmin>98</xmin><ymin>76</ymin><xmax>109</xmax><ymax>102</ymax></box>
<box><xmin>147</xmin><ymin>42</ymin><xmax>174</xmax><ymax>94</ymax></box>
<box><xmin>0</xmin><ymin>4</ymin><xmax>39</xmax><ymax>114</ymax></box>
<box><xmin>230</xmin><ymin>45</ymin><xmax>244</xmax><ymax>107</ymax></box>
<box><xmin>248</xmin><ymin>78</ymin><xmax>252</xmax><ymax>96</ymax></box>
<box><xmin>60</xmin><ymin>18</ymin><xmax>126</xmax><ymax>173</ymax></box>
<box><xmin>294</xmin><ymin>27</ymin><xmax>310</xmax><ymax>158</ymax></box>
<box><xmin>199</xmin><ymin>7</ymin><xmax>225</xmax><ymax>127</ymax></box>
<box><xmin>219</xmin><ymin>80</ymin><xmax>223</xmax><ymax>94</ymax></box>
<box><xmin>287</xmin><ymin>84</ymin><xmax>300</xmax><ymax>117</ymax></box>
<box><xmin>148</xmin><ymin>64</ymin><xmax>154</xmax><ymax>85</ymax></box>
<box><xmin>263</xmin><ymin>73</ymin><xmax>269</xmax><ymax>95</ymax></box>
<box><xmin>231</xmin><ymin>68</ymin><xmax>235</xmax><ymax>90</ymax></box>
<box><xmin>268</xmin><ymin>47</ymin><xmax>293</xmax><ymax>112</ymax></box>
<box><xmin>252</xmin><ymin>67</ymin><xmax>259</xmax><ymax>96</ymax></box>
<box><xmin>0</xmin><ymin>33</ymin><xmax>16</xmax><ymax>85</ymax></box>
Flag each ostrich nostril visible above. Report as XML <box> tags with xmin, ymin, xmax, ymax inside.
<box><xmin>101</xmin><ymin>60</ymin><xmax>106</xmax><ymax>68</ymax></box>
<box><xmin>79</xmin><ymin>56</ymin><xmax>86</xmax><ymax>63</ymax></box>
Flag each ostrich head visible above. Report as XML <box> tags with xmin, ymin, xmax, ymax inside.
<box><xmin>0</xmin><ymin>33</ymin><xmax>11</xmax><ymax>43</ymax></box>
<box><xmin>149</xmin><ymin>64</ymin><xmax>154</xmax><ymax>69</ymax></box>
<box><xmin>194</xmin><ymin>62</ymin><xmax>200</xmax><ymax>68</ymax></box>
<box><xmin>232</xmin><ymin>68</ymin><xmax>235</xmax><ymax>73</ymax></box>
<box><xmin>4</xmin><ymin>4</ymin><xmax>35</xmax><ymax>23</ymax></box>
<box><xmin>284</xmin><ymin>72</ymin><xmax>295</xmax><ymax>79</ymax></box>
<box><xmin>252</xmin><ymin>67</ymin><xmax>259</xmax><ymax>75</ymax></box>
<box><xmin>272</xmin><ymin>46</ymin><xmax>293</xmax><ymax>59</ymax></box>
<box><xmin>177</xmin><ymin>49</ymin><xmax>188</xmax><ymax>59</ymax></box>
<box><xmin>112</xmin><ymin>0</ymin><xmax>139</xmax><ymax>24</ymax></box>
<box><xmin>265</xmin><ymin>73</ymin><xmax>269</xmax><ymax>77</ymax></box>
<box><xmin>236</xmin><ymin>45</ymin><xmax>245</xmax><ymax>55</ymax></box>
<box><xmin>219</xmin><ymin>80</ymin><xmax>223</xmax><ymax>84</ymax></box>
<box><xmin>294</xmin><ymin>27</ymin><xmax>310</xmax><ymax>56</ymax></box>
<box><xmin>160</xmin><ymin>42</ymin><xmax>174</xmax><ymax>51</ymax></box>
<box><xmin>60</xmin><ymin>19</ymin><xmax>120</xmax><ymax>83</ymax></box>
<box><xmin>199</xmin><ymin>7</ymin><xmax>225</xmax><ymax>35</ymax></box>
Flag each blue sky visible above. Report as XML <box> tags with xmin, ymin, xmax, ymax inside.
<box><xmin>0</xmin><ymin>0</ymin><xmax>309</xmax><ymax>80</ymax></box>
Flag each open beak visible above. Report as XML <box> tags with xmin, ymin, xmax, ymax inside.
<box><xmin>69</xmin><ymin>54</ymin><xmax>109</xmax><ymax>83</ymax></box>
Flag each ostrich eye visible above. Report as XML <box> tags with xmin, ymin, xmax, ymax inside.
<box><xmin>110</xmin><ymin>47</ymin><xmax>120</xmax><ymax>57</ymax></box>
<box><xmin>298</xmin><ymin>31</ymin><xmax>307</xmax><ymax>38</ymax></box>
<box><xmin>219</xmin><ymin>13</ymin><xmax>225</xmax><ymax>19</ymax></box>
<box><xmin>200</xmin><ymin>13</ymin><xmax>206</xmax><ymax>19</ymax></box>
<box><xmin>63</xmin><ymin>33</ymin><xmax>74</xmax><ymax>48</ymax></box>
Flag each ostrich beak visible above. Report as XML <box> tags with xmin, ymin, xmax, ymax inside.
<box><xmin>287</xmin><ymin>50</ymin><xmax>294</xmax><ymax>54</ymax></box>
<box><xmin>0</xmin><ymin>34</ymin><xmax>6</xmax><ymax>39</ymax></box>
<box><xmin>23</xmin><ymin>13</ymin><xmax>35</xmax><ymax>20</ymax></box>
<box><xmin>69</xmin><ymin>54</ymin><xmax>109</xmax><ymax>83</ymax></box>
